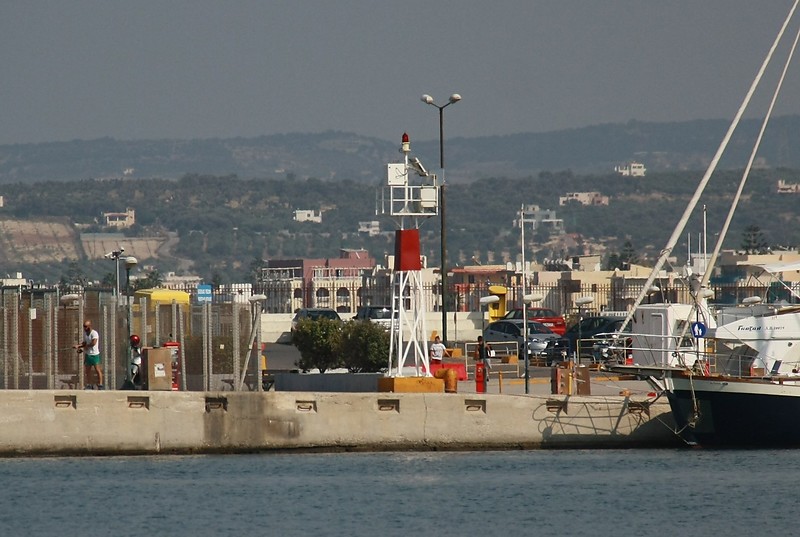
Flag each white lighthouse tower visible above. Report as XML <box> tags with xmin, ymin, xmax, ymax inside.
<box><xmin>378</xmin><ymin>133</ymin><xmax>440</xmax><ymax>376</ymax></box>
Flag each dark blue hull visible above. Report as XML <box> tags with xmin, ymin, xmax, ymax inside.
<box><xmin>667</xmin><ymin>375</ymin><xmax>800</xmax><ymax>447</ymax></box>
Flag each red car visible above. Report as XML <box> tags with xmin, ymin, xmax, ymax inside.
<box><xmin>502</xmin><ymin>307</ymin><xmax>567</xmax><ymax>335</ymax></box>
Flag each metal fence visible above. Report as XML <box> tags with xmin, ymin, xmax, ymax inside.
<box><xmin>0</xmin><ymin>287</ymin><xmax>263</xmax><ymax>392</ymax></box>
<box><xmin>1</xmin><ymin>280</ymin><xmax>796</xmax><ymax>390</ymax></box>
<box><xmin>254</xmin><ymin>278</ymin><xmax>798</xmax><ymax>316</ymax></box>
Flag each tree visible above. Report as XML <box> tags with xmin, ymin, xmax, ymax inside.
<box><xmin>605</xmin><ymin>240</ymin><xmax>639</xmax><ymax>270</ymax></box>
<box><xmin>339</xmin><ymin>321</ymin><xmax>390</xmax><ymax>373</ymax></box>
<box><xmin>292</xmin><ymin>318</ymin><xmax>343</xmax><ymax>373</ymax></box>
<box><xmin>132</xmin><ymin>269</ymin><xmax>163</xmax><ymax>291</ymax></box>
<box><xmin>741</xmin><ymin>224</ymin><xmax>769</xmax><ymax>254</ymax></box>
<box><xmin>620</xmin><ymin>240</ymin><xmax>639</xmax><ymax>267</ymax></box>
<box><xmin>249</xmin><ymin>257</ymin><xmax>266</xmax><ymax>284</ymax></box>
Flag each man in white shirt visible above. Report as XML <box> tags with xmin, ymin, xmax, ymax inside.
<box><xmin>75</xmin><ymin>320</ymin><xmax>104</xmax><ymax>390</ymax></box>
<box><xmin>429</xmin><ymin>336</ymin><xmax>450</xmax><ymax>364</ymax></box>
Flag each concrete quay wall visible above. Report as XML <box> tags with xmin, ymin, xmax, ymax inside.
<box><xmin>0</xmin><ymin>390</ymin><xmax>682</xmax><ymax>456</ymax></box>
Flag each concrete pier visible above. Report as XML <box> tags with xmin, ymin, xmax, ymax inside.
<box><xmin>0</xmin><ymin>389</ymin><xmax>681</xmax><ymax>456</ymax></box>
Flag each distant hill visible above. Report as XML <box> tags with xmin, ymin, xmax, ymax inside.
<box><xmin>2</xmin><ymin>116</ymin><xmax>800</xmax><ymax>184</ymax></box>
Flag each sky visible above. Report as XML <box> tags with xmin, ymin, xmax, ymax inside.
<box><xmin>2</xmin><ymin>1</ymin><xmax>800</xmax><ymax>146</ymax></box>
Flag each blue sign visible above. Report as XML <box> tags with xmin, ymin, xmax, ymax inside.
<box><xmin>691</xmin><ymin>321</ymin><xmax>707</xmax><ymax>338</ymax></box>
<box><xmin>197</xmin><ymin>284</ymin><xmax>213</xmax><ymax>304</ymax></box>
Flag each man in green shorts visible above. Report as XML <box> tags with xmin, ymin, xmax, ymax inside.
<box><xmin>75</xmin><ymin>319</ymin><xmax>104</xmax><ymax>390</ymax></box>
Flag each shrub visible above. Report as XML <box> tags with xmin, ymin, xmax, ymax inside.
<box><xmin>339</xmin><ymin>321</ymin><xmax>390</xmax><ymax>373</ymax></box>
<box><xmin>291</xmin><ymin>318</ymin><xmax>343</xmax><ymax>373</ymax></box>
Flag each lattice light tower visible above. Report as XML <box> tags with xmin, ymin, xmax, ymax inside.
<box><xmin>378</xmin><ymin>133</ymin><xmax>439</xmax><ymax>376</ymax></box>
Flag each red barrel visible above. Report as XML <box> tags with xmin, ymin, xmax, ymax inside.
<box><xmin>475</xmin><ymin>362</ymin><xmax>486</xmax><ymax>393</ymax></box>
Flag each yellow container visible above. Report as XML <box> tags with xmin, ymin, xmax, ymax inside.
<box><xmin>487</xmin><ymin>285</ymin><xmax>507</xmax><ymax>322</ymax></box>
<box><xmin>134</xmin><ymin>288</ymin><xmax>191</xmax><ymax>305</ymax></box>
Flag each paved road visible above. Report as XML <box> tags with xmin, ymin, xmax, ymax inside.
<box><xmin>263</xmin><ymin>342</ymin><xmax>653</xmax><ymax>396</ymax></box>
<box><xmin>264</xmin><ymin>342</ymin><xmax>301</xmax><ymax>371</ymax></box>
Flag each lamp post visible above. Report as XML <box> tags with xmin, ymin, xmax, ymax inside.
<box><xmin>574</xmin><ymin>296</ymin><xmax>594</xmax><ymax>365</ymax></box>
<box><xmin>421</xmin><ymin>93</ymin><xmax>461</xmax><ymax>347</ymax></box>
<box><xmin>124</xmin><ymin>256</ymin><xmax>138</xmax><ymax>370</ymax></box>
<box><xmin>646</xmin><ymin>284</ymin><xmax>660</xmax><ymax>304</ymax></box>
<box><xmin>239</xmin><ymin>294</ymin><xmax>267</xmax><ymax>391</ymax></box>
<box><xmin>104</xmin><ymin>248</ymin><xmax>125</xmax><ymax>298</ymax></box>
<box><xmin>522</xmin><ymin>293</ymin><xmax>543</xmax><ymax>394</ymax></box>
<box><xmin>479</xmin><ymin>295</ymin><xmax>499</xmax><ymax>393</ymax></box>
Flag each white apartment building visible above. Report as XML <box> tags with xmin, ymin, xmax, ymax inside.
<box><xmin>614</xmin><ymin>162</ymin><xmax>646</xmax><ymax>177</ymax></box>
<box><xmin>559</xmin><ymin>192</ymin><xmax>610</xmax><ymax>206</ymax></box>
<box><xmin>294</xmin><ymin>209</ymin><xmax>322</xmax><ymax>223</ymax></box>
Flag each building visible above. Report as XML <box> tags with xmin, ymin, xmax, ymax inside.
<box><xmin>259</xmin><ymin>249</ymin><xmax>377</xmax><ymax>313</ymax></box>
<box><xmin>777</xmin><ymin>180</ymin><xmax>800</xmax><ymax>194</ymax></box>
<box><xmin>559</xmin><ymin>192</ymin><xmax>610</xmax><ymax>206</ymax></box>
<box><xmin>293</xmin><ymin>209</ymin><xmax>322</xmax><ymax>223</ymax></box>
<box><xmin>103</xmin><ymin>208</ymin><xmax>135</xmax><ymax>228</ymax></box>
<box><xmin>614</xmin><ymin>162</ymin><xmax>646</xmax><ymax>177</ymax></box>
<box><xmin>357</xmin><ymin>220</ymin><xmax>381</xmax><ymax>236</ymax></box>
<box><xmin>161</xmin><ymin>272</ymin><xmax>203</xmax><ymax>289</ymax></box>
<box><xmin>513</xmin><ymin>205</ymin><xmax>564</xmax><ymax>234</ymax></box>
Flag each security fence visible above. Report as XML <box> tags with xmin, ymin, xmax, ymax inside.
<box><xmin>0</xmin><ymin>287</ymin><xmax>263</xmax><ymax>392</ymax></box>
<box><xmin>0</xmin><ymin>280</ymin><xmax>796</xmax><ymax>390</ymax></box>
<box><xmin>255</xmin><ymin>278</ymin><xmax>799</xmax><ymax>316</ymax></box>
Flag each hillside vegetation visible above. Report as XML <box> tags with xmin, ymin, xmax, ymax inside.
<box><xmin>1</xmin><ymin>167</ymin><xmax>798</xmax><ymax>284</ymax></box>
<box><xmin>2</xmin><ymin>116</ymin><xmax>800</xmax><ymax>184</ymax></box>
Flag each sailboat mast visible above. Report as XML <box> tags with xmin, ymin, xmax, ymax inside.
<box><xmin>619</xmin><ymin>0</ymin><xmax>800</xmax><ymax>332</ymax></box>
<box><xmin>699</xmin><ymin>12</ymin><xmax>800</xmax><ymax>291</ymax></box>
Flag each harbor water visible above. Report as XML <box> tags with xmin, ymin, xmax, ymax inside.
<box><xmin>0</xmin><ymin>449</ymin><xmax>791</xmax><ymax>536</ymax></box>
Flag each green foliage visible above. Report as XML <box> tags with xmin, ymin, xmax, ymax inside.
<box><xmin>291</xmin><ymin>318</ymin><xmax>343</xmax><ymax>373</ymax></box>
<box><xmin>339</xmin><ymin>321</ymin><xmax>390</xmax><ymax>373</ymax></box>
<box><xmin>291</xmin><ymin>319</ymin><xmax>388</xmax><ymax>373</ymax></box>
<box><xmin>4</xmin><ymin>162</ymin><xmax>800</xmax><ymax>283</ymax></box>
<box><xmin>132</xmin><ymin>269</ymin><xmax>163</xmax><ymax>291</ymax></box>
<box><xmin>741</xmin><ymin>224</ymin><xmax>769</xmax><ymax>254</ymax></box>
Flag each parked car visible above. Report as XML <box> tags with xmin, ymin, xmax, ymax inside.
<box><xmin>502</xmin><ymin>307</ymin><xmax>567</xmax><ymax>335</ymax></box>
<box><xmin>482</xmin><ymin>319</ymin><xmax>569</xmax><ymax>366</ymax></box>
<box><xmin>353</xmin><ymin>305</ymin><xmax>395</xmax><ymax>329</ymax></box>
<box><xmin>291</xmin><ymin>308</ymin><xmax>342</xmax><ymax>332</ymax></box>
<box><xmin>564</xmin><ymin>315</ymin><xmax>631</xmax><ymax>360</ymax></box>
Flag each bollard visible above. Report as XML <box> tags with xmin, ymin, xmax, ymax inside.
<box><xmin>434</xmin><ymin>368</ymin><xmax>458</xmax><ymax>393</ymax></box>
<box><xmin>443</xmin><ymin>368</ymin><xmax>458</xmax><ymax>393</ymax></box>
<box><xmin>475</xmin><ymin>362</ymin><xmax>486</xmax><ymax>393</ymax></box>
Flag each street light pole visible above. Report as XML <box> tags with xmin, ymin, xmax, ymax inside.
<box><xmin>421</xmin><ymin>93</ymin><xmax>461</xmax><ymax>347</ymax></box>
<box><xmin>124</xmin><ymin>256</ymin><xmax>138</xmax><ymax>379</ymax></box>
<box><xmin>104</xmin><ymin>248</ymin><xmax>125</xmax><ymax>298</ymax></box>
<box><xmin>575</xmin><ymin>296</ymin><xmax>594</xmax><ymax>365</ymax></box>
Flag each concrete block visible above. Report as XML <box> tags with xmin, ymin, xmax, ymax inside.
<box><xmin>377</xmin><ymin>376</ymin><xmax>444</xmax><ymax>393</ymax></box>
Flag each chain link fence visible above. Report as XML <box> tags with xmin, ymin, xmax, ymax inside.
<box><xmin>0</xmin><ymin>280</ymin><xmax>795</xmax><ymax>390</ymax></box>
<box><xmin>0</xmin><ymin>287</ymin><xmax>263</xmax><ymax>391</ymax></box>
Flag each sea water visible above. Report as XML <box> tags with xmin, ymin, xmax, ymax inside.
<box><xmin>0</xmin><ymin>449</ymin><xmax>792</xmax><ymax>536</ymax></box>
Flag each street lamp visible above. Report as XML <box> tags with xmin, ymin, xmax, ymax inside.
<box><xmin>478</xmin><ymin>295</ymin><xmax>499</xmax><ymax>333</ymax></box>
<box><xmin>574</xmin><ymin>296</ymin><xmax>594</xmax><ymax>364</ymax></box>
<box><xmin>646</xmin><ymin>284</ymin><xmax>660</xmax><ymax>304</ymax></box>
<box><xmin>124</xmin><ymin>256</ymin><xmax>138</xmax><ymax>366</ymax></box>
<box><xmin>104</xmin><ymin>247</ymin><xmax>125</xmax><ymax>298</ymax></box>
<box><xmin>479</xmin><ymin>294</ymin><xmax>499</xmax><ymax>393</ymax></box>
<box><xmin>239</xmin><ymin>294</ymin><xmax>267</xmax><ymax>391</ymax></box>
<box><xmin>421</xmin><ymin>92</ymin><xmax>461</xmax><ymax>347</ymax></box>
<box><xmin>522</xmin><ymin>293</ymin><xmax>543</xmax><ymax>394</ymax></box>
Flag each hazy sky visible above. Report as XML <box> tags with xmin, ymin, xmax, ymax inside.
<box><xmin>2</xmin><ymin>1</ymin><xmax>800</xmax><ymax>146</ymax></box>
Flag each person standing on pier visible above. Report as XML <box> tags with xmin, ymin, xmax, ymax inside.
<box><xmin>75</xmin><ymin>320</ymin><xmax>104</xmax><ymax>390</ymax></box>
<box><xmin>429</xmin><ymin>335</ymin><xmax>450</xmax><ymax>365</ymax></box>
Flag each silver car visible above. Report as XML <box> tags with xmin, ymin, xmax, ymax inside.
<box><xmin>482</xmin><ymin>319</ymin><xmax>569</xmax><ymax>365</ymax></box>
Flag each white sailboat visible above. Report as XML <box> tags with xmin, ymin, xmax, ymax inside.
<box><xmin>612</xmin><ymin>0</ymin><xmax>800</xmax><ymax>447</ymax></box>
